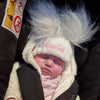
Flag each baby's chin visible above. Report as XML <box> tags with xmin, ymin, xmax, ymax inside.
<box><xmin>42</xmin><ymin>72</ymin><xmax>59</xmax><ymax>78</ymax></box>
<box><xmin>42</xmin><ymin>72</ymin><xmax>52</xmax><ymax>77</ymax></box>
<box><xmin>41</xmin><ymin>68</ymin><xmax>60</xmax><ymax>77</ymax></box>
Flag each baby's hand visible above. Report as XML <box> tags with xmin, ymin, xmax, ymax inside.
<box><xmin>6</xmin><ymin>97</ymin><xmax>16</xmax><ymax>100</ymax></box>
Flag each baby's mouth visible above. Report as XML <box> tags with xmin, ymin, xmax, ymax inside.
<box><xmin>41</xmin><ymin>67</ymin><xmax>51</xmax><ymax>74</ymax></box>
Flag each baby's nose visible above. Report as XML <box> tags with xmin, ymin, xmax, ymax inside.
<box><xmin>45</xmin><ymin>59</ymin><xmax>54</xmax><ymax>67</ymax></box>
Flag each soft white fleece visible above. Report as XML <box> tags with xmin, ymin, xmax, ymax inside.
<box><xmin>4</xmin><ymin>62</ymin><xmax>22</xmax><ymax>100</ymax></box>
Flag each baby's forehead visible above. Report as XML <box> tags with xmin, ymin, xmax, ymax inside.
<box><xmin>36</xmin><ymin>53</ymin><xmax>65</xmax><ymax>62</ymax></box>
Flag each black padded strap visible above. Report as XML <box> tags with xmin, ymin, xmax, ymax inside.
<box><xmin>17</xmin><ymin>65</ymin><xmax>44</xmax><ymax>100</ymax></box>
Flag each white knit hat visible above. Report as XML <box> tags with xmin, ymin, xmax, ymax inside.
<box><xmin>32</xmin><ymin>37</ymin><xmax>73</xmax><ymax>63</ymax></box>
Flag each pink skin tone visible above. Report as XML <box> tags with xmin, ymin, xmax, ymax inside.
<box><xmin>34</xmin><ymin>54</ymin><xmax>65</xmax><ymax>77</ymax></box>
<box><xmin>6</xmin><ymin>97</ymin><xmax>16</xmax><ymax>100</ymax></box>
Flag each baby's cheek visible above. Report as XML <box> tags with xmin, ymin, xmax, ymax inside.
<box><xmin>54</xmin><ymin>67</ymin><xmax>63</xmax><ymax>76</ymax></box>
<box><xmin>35</xmin><ymin>59</ymin><xmax>44</xmax><ymax>67</ymax></box>
<box><xmin>38</xmin><ymin>60</ymin><xmax>45</xmax><ymax>68</ymax></box>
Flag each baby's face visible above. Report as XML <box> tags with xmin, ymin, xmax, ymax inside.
<box><xmin>34</xmin><ymin>54</ymin><xmax>65</xmax><ymax>77</ymax></box>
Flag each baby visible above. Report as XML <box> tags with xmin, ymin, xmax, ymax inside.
<box><xmin>26</xmin><ymin>37</ymin><xmax>78</xmax><ymax>100</ymax></box>
<box><xmin>4</xmin><ymin>0</ymin><xmax>97</xmax><ymax>100</ymax></box>
<box><xmin>4</xmin><ymin>37</ymin><xmax>79</xmax><ymax>100</ymax></box>
<box><xmin>32</xmin><ymin>38</ymin><xmax>73</xmax><ymax>100</ymax></box>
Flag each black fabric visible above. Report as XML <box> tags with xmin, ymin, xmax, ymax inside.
<box><xmin>0</xmin><ymin>0</ymin><xmax>6</xmax><ymax>24</ymax></box>
<box><xmin>0</xmin><ymin>0</ymin><xmax>17</xmax><ymax>100</ymax></box>
<box><xmin>97</xmin><ymin>94</ymin><xmax>100</xmax><ymax>100</ymax></box>
<box><xmin>15</xmin><ymin>23</ymin><xmax>31</xmax><ymax>62</ymax></box>
<box><xmin>17</xmin><ymin>65</ymin><xmax>44</xmax><ymax>100</ymax></box>
<box><xmin>75</xmin><ymin>44</ymin><xmax>89</xmax><ymax>71</ymax></box>
<box><xmin>76</xmin><ymin>31</ymin><xmax>100</xmax><ymax>100</ymax></box>
<box><xmin>56</xmin><ymin>80</ymin><xmax>79</xmax><ymax>100</ymax></box>
<box><xmin>0</xmin><ymin>27</ymin><xmax>17</xmax><ymax>100</ymax></box>
<box><xmin>74</xmin><ymin>0</ymin><xmax>100</xmax><ymax>99</ymax></box>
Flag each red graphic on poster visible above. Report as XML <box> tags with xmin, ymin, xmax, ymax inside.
<box><xmin>18</xmin><ymin>4</ymin><xmax>22</xmax><ymax>11</ymax></box>
<box><xmin>14</xmin><ymin>16</ymin><xmax>21</xmax><ymax>33</ymax></box>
